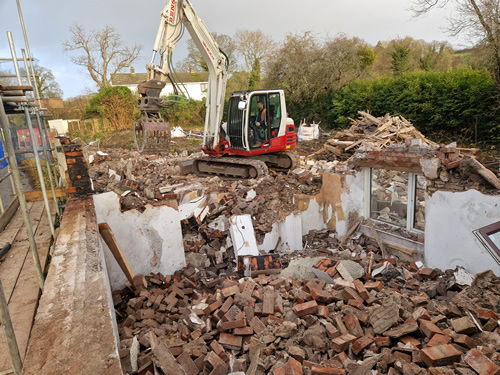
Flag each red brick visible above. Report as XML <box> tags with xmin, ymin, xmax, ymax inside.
<box><xmin>177</xmin><ymin>352</ymin><xmax>199</xmax><ymax>375</ymax></box>
<box><xmin>393</xmin><ymin>350</ymin><xmax>412</xmax><ymax>364</ymax></box>
<box><xmin>210</xmin><ymin>340</ymin><xmax>227</xmax><ymax>360</ymax></box>
<box><xmin>353</xmin><ymin>280</ymin><xmax>370</xmax><ymax>301</ymax></box>
<box><xmin>477</xmin><ymin>308</ymin><xmax>498</xmax><ymax>321</ymax></box>
<box><xmin>285</xmin><ymin>357</ymin><xmax>304</xmax><ymax>375</ymax></box>
<box><xmin>204</xmin><ymin>351</ymin><xmax>228</xmax><ymax>370</ymax></box>
<box><xmin>262</xmin><ymin>291</ymin><xmax>275</xmax><ymax>316</ymax></box>
<box><xmin>311</xmin><ymin>366</ymin><xmax>346</xmax><ymax>374</ymax></box>
<box><xmin>426</xmin><ymin>334</ymin><xmax>451</xmax><ymax>347</ymax></box>
<box><xmin>220</xmin><ymin>296</ymin><xmax>233</xmax><ymax>313</ymax></box>
<box><xmin>412</xmin><ymin>307</ymin><xmax>432</xmax><ymax>321</ymax></box>
<box><xmin>218</xmin><ymin>333</ymin><xmax>242</xmax><ymax>350</ymax></box>
<box><xmin>209</xmin><ymin>364</ymin><xmax>228</xmax><ymax>375</ymax></box>
<box><xmin>419</xmin><ymin>319</ymin><xmax>442</xmax><ymax>338</ymax></box>
<box><xmin>265</xmin><ymin>314</ymin><xmax>284</xmax><ymax>325</ymax></box>
<box><xmin>221</xmin><ymin>285</ymin><xmax>239</xmax><ymax>298</ymax></box>
<box><xmin>233</xmin><ymin>326</ymin><xmax>253</xmax><ymax>335</ymax></box>
<box><xmin>451</xmin><ymin>316</ymin><xmax>477</xmax><ymax>335</ymax></box>
<box><xmin>204</xmin><ymin>300</ymin><xmax>222</xmax><ymax>315</ymax></box>
<box><xmin>242</xmin><ymin>280</ymin><xmax>257</xmax><ymax>296</ymax></box>
<box><xmin>311</xmin><ymin>288</ymin><xmax>330</xmax><ymax>303</ymax></box>
<box><xmin>169</xmin><ymin>346</ymin><xmax>183</xmax><ymax>356</ymax></box>
<box><xmin>374</xmin><ymin>337</ymin><xmax>391</xmax><ymax>347</ymax></box>
<box><xmin>272</xmin><ymin>368</ymin><xmax>286</xmax><ymax>375</ymax></box>
<box><xmin>453</xmin><ymin>333</ymin><xmax>477</xmax><ymax>349</ymax></box>
<box><xmin>325</xmin><ymin>323</ymin><xmax>340</xmax><ymax>339</ymax></box>
<box><xmin>364</xmin><ymin>281</ymin><xmax>383</xmax><ymax>292</ymax></box>
<box><xmin>352</xmin><ymin>334</ymin><xmax>375</xmax><ymax>356</ymax></box>
<box><xmin>220</xmin><ymin>319</ymin><xmax>246</xmax><ymax>330</ymax></box>
<box><xmin>249</xmin><ymin>316</ymin><xmax>266</xmax><ymax>334</ymax></box>
<box><xmin>334</xmin><ymin>316</ymin><xmax>349</xmax><ymax>336</ymax></box>
<box><xmin>344</xmin><ymin>314</ymin><xmax>363</xmax><ymax>338</ymax></box>
<box><xmin>420</xmin><ymin>344</ymin><xmax>462</xmax><ymax>367</ymax></box>
<box><xmin>293</xmin><ymin>300</ymin><xmax>318</xmax><ymax>317</ymax></box>
<box><xmin>334</xmin><ymin>279</ymin><xmax>354</xmax><ymax>289</ymax></box>
<box><xmin>342</xmin><ymin>287</ymin><xmax>364</xmax><ymax>304</ymax></box>
<box><xmin>331</xmin><ymin>334</ymin><xmax>357</xmax><ymax>352</ymax></box>
<box><xmin>275</xmin><ymin>293</ymin><xmax>284</xmax><ymax>314</ymax></box>
<box><xmin>347</xmin><ymin>299</ymin><xmax>365</xmax><ymax>310</ymax></box>
<box><xmin>399</xmin><ymin>335</ymin><xmax>421</xmax><ymax>349</ymax></box>
<box><xmin>464</xmin><ymin>349</ymin><xmax>500</xmax><ymax>375</ymax></box>
<box><xmin>317</xmin><ymin>305</ymin><xmax>329</xmax><ymax>318</ymax></box>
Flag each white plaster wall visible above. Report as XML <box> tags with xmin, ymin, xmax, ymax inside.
<box><xmin>258</xmin><ymin>213</ymin><xmax>303</xmax><ymax>252</ymax></box>
<box><xmin>300</xmin><ymin>199</ymin><xmax>328</xmax><ymax>236</ymax></box>
<box><xmin>425</xmin><ymin>190</ymin><xmax>500</xmax><ymax>276</ymax></box>
<box><xmin>93</xmin><ymin>192</ymin><xmax>186</xmax><ymax>290</ymax></box>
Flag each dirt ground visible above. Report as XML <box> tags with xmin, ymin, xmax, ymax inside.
<box><xmin>98</xmin><ymin>129</ymin><xmax>328</xmax><ymax>157</ymax></box>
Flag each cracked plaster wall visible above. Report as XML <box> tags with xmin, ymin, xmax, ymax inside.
<box><xmin>295</xmin><ymin>171</ymin><xmax>365</xmax><ymax>238</ymax></box>
<box><xmin>425</xmin><ymin>190</ymin><xmax>500</xmax><ymax>275</ymax></box>
<box><xmin>93</xmin><ymin>192</ymin><xmax>186</xmax><ymax>290</ymax></box>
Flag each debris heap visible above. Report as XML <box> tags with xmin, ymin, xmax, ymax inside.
<box><xmin>309</xmin><ymin>111</ymin><xmax>438</xmax><ymax>163</ymax></box>
<box><xmin>115</xmin><ymin>250</ymin><xmax>500</xmax><ymax>375</ymax></box>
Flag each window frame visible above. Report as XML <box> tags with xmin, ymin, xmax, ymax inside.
<box><xmin>367</xmin><ymin>168</ymin><xmax>425</xmax><ymax>233</ymax></box>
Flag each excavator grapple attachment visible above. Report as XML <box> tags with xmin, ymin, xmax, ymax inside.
<box><xmin>134</xmin><ymin>120</ymin><xmax>171</xmax><ymax>153</ymax></box>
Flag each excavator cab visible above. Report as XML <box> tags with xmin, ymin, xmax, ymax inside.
<box><xmin>226</xmin><ymin>89</ymin><xmax>295</xmax><ymax>153</ymax></box>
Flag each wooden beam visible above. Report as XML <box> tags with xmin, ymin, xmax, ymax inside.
<box><xmin>98</xmin><ymin>223</ymin><xmax>135</xmax><ymax>286</ymax></box>
<box><xmin>339</xmin><ymin>216</ymin><xmax>364</xmax><ymax>247</ymax></box>
<box><xmin>0</xmin><ymin>197</ymin><xmax>19</xmax><ymax>232</ymax></box>
<box><xmin>24</xmin><ymin>188</ymin><xmax>66</xmax><ymax>201</ymax></box>
<box><xmin>367</xmin><ymin>220</ymin><xmax>387</xmax><ymax>258</ymax></box>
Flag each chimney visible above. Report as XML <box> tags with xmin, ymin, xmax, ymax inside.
<box><xmin>190</xmin><ymin>66</ymin><xmax>194</xmax><ymax>73</ymax></box>
<box><xmin>130</xmin><ymin>66</ymin><xmax>135</xmax><ymax>74</ymax></box>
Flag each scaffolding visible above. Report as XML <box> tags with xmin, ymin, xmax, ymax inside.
<box><xmin>0</xmin><ymin>2</ymin><xmax>64</xmax><ymax>373</ymax></box>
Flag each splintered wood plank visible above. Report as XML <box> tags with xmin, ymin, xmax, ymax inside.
<box><xmin>0</xmin><ymin>201</ymin><xmax>53</xmax><ymax>372</ymax></box>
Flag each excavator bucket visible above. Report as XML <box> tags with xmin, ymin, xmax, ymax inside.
<box><xmin>134</xmin><ymin>121</ymin><xmax>171</xmax><ymax>153</ymax></box>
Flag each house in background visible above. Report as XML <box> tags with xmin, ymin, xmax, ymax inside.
<box><xmin>110</xmin><ymin>67</ymin><xmax>209</xmax><ymax>101</ymax></box>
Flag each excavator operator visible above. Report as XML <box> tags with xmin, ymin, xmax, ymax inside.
<box><xmin>251</xmin><ymin>100</ymin><xmax>267</xmax><ymax>147</ymax></box>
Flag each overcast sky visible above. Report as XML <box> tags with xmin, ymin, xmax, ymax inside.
<box><xmin>0</xmin><ymin>0</ymin><xmax>461</xmax><ymax>99</ymax></box>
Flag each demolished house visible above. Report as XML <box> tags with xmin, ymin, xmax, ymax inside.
<box><xmin>19</xmin><ymin>112</ymin><xmax>500</xmax><ymax>374</ymax></box>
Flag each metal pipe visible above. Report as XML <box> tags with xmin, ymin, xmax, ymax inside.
<box><xmin>0</xmin><ymin>171</ymin><xmax>12</xmax><ymax>184</ymax></box>
<box><xmin>2</xmin><ymin>97</ymin><xmax>33</xmax><ymax>103</ymax></box>
<box><xmin>5</xmin><ymin>32</ymin><xmax>47</xmax><ymax>290</ymax></box>
<box><xmin>0</xmin><ymin>194</ymin><xmax>4</xmax><ymax>214</ymax></box>
<box><xmin>0</xmin><ymin>91</ymin><xmax>43</xmax><ymax>290</ymax></box>
<box><xmin>0</xmin><ymin>280</ymin><xmax>22</xmax><ymax>375</ymax></box>
<box><xmin>21</xmin><ymin>50</ymin><xmax>59</xmax><ymax>218</ymax></box>
<box><xmin>8</xmin><ymin>33</ymin><xmax>55</xmax><ymax>239</ymax></box>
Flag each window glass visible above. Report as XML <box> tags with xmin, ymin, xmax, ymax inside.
<box><xmin>414</xmin><ymin>175</ymin><xmax>427</xmax><ymax>230</ymax></box>
<box><xmin>371</xmin><ymin>169</ymin><xmax>408</xmax><ymax>227</ymax></box>
<box><xmin>269</xmin><ymin>93</ymin><xmax>281</xmax><ymax>130</ymax></box>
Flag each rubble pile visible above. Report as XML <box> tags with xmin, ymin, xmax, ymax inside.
<box><xmin>115</xmin><ymin>252</ymin><xmax>500</xmax><ymax>375</ymax></box>
<box><xmin>309</xmin><ymin>111</ymin><xmax>438</xmax><ymax>163</ymax></box>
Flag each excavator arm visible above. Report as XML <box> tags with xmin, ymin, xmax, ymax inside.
<box><xmin>135</xmin><ymin>0</ymin><xmax>228</xmax><ymax>152</ymax></box>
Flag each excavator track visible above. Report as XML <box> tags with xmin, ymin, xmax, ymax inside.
<box><xmin>251</xmin><ymin>150</ymin><xmax>300</xmax><ymax>173</ymax></box>
<box><xmin>193</xmin><ymin>156</ymin><xmax>268</xmax><ymax>179</ymax></box>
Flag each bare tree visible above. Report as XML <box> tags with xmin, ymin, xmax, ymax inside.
<box><xmin>410</xmin><ymin>0</ymin><xmax>500</xmax><ymax>85</ymax></box>
<box><xmin>63</xmin><ymin>24</ymin><xmax>142</xmax><ymax>89</ymax></box>
<box><xmin>35</xmin><ymin>66</ymin><xmax>63</xmax><ymax>98</ymax></box>
<box><xmin>176</xmin><ymin>33</ymin><xmax>238</xmax><ymax>72</ymax></box>
<box><xmin>234</xmin><ymin>29</ymin><xmax>275</xmax><ymax>72</ymax></box>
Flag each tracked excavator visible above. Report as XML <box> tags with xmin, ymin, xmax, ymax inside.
<box><xmin>134</xmin><ymin>0</ymin><xmax>297</xmax><ymax>178</ymax></box>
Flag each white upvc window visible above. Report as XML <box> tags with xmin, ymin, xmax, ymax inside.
<box><xmin>365</xmin><ymin>168</ymin><xmax>426</xmax><ymax>233</ymax></box>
